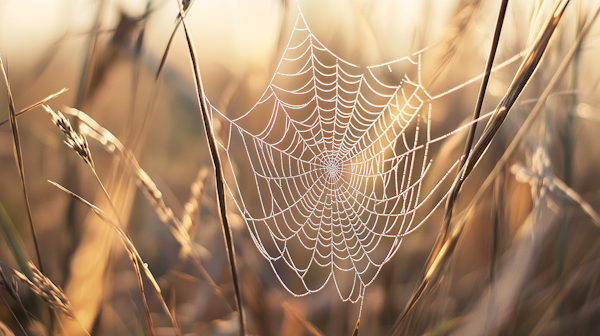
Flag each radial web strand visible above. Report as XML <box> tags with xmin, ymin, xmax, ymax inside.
<box><xmin>207</xmin><ymin>10</ymin><xmax>462</xmax><ymax>303</ymax></box>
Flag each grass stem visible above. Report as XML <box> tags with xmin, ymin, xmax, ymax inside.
<box><xmin>174</xmin><ymin>1</ymin><xmax>246</xmax><ymax>334</ymax></box>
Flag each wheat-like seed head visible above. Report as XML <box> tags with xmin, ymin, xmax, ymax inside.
<box><xmin>61</xmin><ymin>107</ymin><xmax>195</xmax><ymax>254</ymax></box>
<box><xmin>43</xmin><ymin>105</ymin><xmax>94</xmax><ymax>169</ymax></box>
<box><xmin>181</xmin><ymin>167</ymin><xmax>208</xmax><ymax>234</ymax></box>
<box><xmin>0</xmin><ymin>267</ymin><xmax>19</xmax><ymax>300</ymax></box>
<box><xmin>14</xmin><ymin>262</ymin><xmax>75</xmax><ymax>319</ymax></box>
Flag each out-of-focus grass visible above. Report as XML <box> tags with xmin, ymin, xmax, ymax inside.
<box><xmin>1</xmin><ymin>0</ymin><xmax>600</xmax><ymax>335</ymax></box>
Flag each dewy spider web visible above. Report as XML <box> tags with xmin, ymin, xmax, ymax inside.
<box><xmin>207</xmin><ymin>7</ymin><xmax>466</xmax><ymax>304</ymax></box>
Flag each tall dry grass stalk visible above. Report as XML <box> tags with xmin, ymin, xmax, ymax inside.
<box><xmin>0</xmin><ymin>58</ymin><xmax>44</xmax><ymax>276</ymax></box>
<box><xmin>0</xmin><ymin>88</ymin><xmax>68</xmax><ymax>128</ymax></box>
<box><xmin>392</xmin><ymin>0</ymin><xmax>600</xmax><ymax>333</ymax></box>
<box><xmin>393</xmin><ymin>2</ymin><xmax>600</xmax><ymax>334</ymax></box>
<box><xmin>49</xmin><ymin>180</ymin><xmax>173</xmax><ymax>336</ymax></box>
<box><xmin>175</xmin><ymin>0</ymin><xmax>246</xmax><ymax>334</ymax></box>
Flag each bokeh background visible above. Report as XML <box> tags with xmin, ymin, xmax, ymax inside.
<box><xmin>2</xmin><ymin>0</ymin><xmax>600</xmax><ymax>335</ymax></box>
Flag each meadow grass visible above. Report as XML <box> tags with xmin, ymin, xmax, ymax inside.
<box><xmin>1</xmin><ymin>0</ymin><xmax>600</xmax><ymax>335</ymax></box>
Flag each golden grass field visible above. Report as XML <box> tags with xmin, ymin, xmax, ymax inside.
<box><xmin>2</xmin><ymin>0</ymin><xmax>600</xmax><ymax>335</ymax></box>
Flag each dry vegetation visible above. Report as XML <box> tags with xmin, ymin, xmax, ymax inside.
<box><xmin>2</xmin><ymin>0</ymin><xmax>600</xmax><ymax>335</ymax></box>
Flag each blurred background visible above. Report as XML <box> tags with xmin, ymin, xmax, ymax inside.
<box><xmin>2</xmin><ymin>0</ymin><xmax>600</xmax><ymax>335</ymax></box>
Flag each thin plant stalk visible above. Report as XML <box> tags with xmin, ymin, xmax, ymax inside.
<box><xmin>0</xmin><ymin>88</ymin><xmax>67</xmax><ymax>127</ymax></box>
<box><xmin>0</xmin><ymin>267</ymin><xmax>34</xmax><ymax>332</ymax></box>
<box><xmin>42</xmin><ymin>105</ymin><xmax>183</xmax><ymax>336</ymax></box>
<box><xmin>467</xmin><ymin>4</ymin><xmax>600</xmax><ymax>217</ymax></box>
<box><xmin>486</xmin><ymin>169</ymin><xmax>504</xmax><ymax>334</ymax></box>
<box><xmin>155</xmin><ymin>0</ymin><xmax>194</xmax><ymax>79</ymax></box>
<box><xmin>63</xmin><ymin>106</ymin><xmax>233</xmax><ymax>312</ymax></box>
<box><xmin>74</xmin><ymin>0</ymin><xmax>106</xmax><ymax>109</ymax></box>
<box><xmin>405</xmin><ymin>3</ymin><xmax>598</xmax><ymax>332</ymax></box>
<box><xmin>461</xmin><ymin>0</ymin><xmax>509</xmax><ymax>172</ymax></box>
<box><xmin>557</xmin><ymin>1</ymin><xmax>585</xmax><ymax>328</ymax></box>
<box><xmin>46</xmin><ymin>107</ymin><xmax>156</xmax><ymax>336</ymax></box>
<box><xmin>0</xmin><ymin>56</ymin><xmax>55</xmax><ymax>335</ymax></box>
<box><xmin>0</xmin><ymin>58</ymin><xmax>44</xmax><ymax>275</ymax></box>
<box><xmin>175</xmin><ymin>1</ymin><xmax>245</xmax><ymax>334</ymax></box>
<box><xmin>391</xmin><ymin>0</ymin><xmax>573</xmax><ymax>332</ymax></box>
<box><xmin>49</xmin><ymin>181</ymin><xmax>174</xmax><ymax>336</ymax></box>
<box><xmin>425</xmin><ymin>0</ymin><xmax>510</xmax><ymax>280</ymax></box>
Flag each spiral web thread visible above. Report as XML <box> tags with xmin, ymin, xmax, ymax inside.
<box><xmin>207</xmin><ymin>9</ymin><xmax>463</xmax><ymax>304</ymax></box>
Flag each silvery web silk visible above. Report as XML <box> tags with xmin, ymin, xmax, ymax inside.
<box><xmin>207</xmin><ymin>10</ymin><xmax>458</xmax><ymax>303</ymax></box>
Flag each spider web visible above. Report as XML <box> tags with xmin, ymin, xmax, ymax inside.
<box><xmin>207</xmin><ymin>9</ymin><xmax>462</xmax><ymax>303</ymax></box>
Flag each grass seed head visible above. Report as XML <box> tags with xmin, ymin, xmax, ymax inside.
<box><xmin>43</xmin><ymin>105</ymin><xmax>94</xmax><ymax>169</ymax></box>
<box><xmin>14</xmin><ymin>262</ymin><xmax>76</xmax><ymax>320</ymax></box>
<box><xmin>0</xmin><ymin>267</ymin><xmax>19</xmax><ymax>300</ymax></box>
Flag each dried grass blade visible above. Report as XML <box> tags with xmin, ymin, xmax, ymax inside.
<box><xmin>50</xmin><ymin>178</ymin><xmax>183</xmax><ymax>336</ymax></box>
<box><xmin>175</xmin><ymin>1</ymin><xmax>245</xmax><ymax>334</ymax></box>
<box><xmin>65</xmin><ymin>107</ymin><xmax>196</xmax><ymax>256</ymax></box>
<box><xmin>48</xmin><ymin>181</ymin><xmax>157</xmax><ymax>336</ymax></box>
<box><xmin>169</xmin><ymin>288</ymin><xmax>181</xmax><ymax>335</ymax></box>
<box><xmin>155</xmin><ymin>19</ymin><xmax>181</xmax><ymax>80</ymax></box>
<box><xmin>0</xmin><ymin>88</ymin><xmax>67</xmax><ymax>127</ymax></box>
<box><xmin>74</xmin><ymin>0</ymin><xmax>106</xmax><ymax>108</ymax></box>
<box><xmin>13</xmin><ymin>262</ymin><xmax>76</xmax><ymax>320</ymax></box>
<box><xmin>424</xmin><ymin>3</ymin><xmax>600</xmax><ymax>333</ymax></box>
<box><xmin>549</xmin><ymin>176</ymin><xmax>600</xmax><ymax>227</ymax></box>
<box><xmin>424</xmin><ymin>0</ymin><xmax>509</xmax><ymax>293</ymax></box>
<box><xmin>465</xmin><ymin>0</ymin><xmax>570</xmax><ymax>172</ymax></box>
<box><xmin>389</xmin><ymin>221</ymin><xmax>464</xmax><ymax>335</ymax></box>
<box><xmin>0</xmin><ymin>266</ymin><xmax>33</xmax><ymax>329</ymax></box>
<box><xmin>0</xmin><ymin>57</ymin><xmax>44</xmax><ymax>275</ymax></box>
<box><xmin>351</xmin><ymin>318</ymin><xmax>360</xmax><ymax>336</ymax></box>
<box><xmin>457</xmin><ymin>0</ymin><xmax>509</xmax><ymax>189</ymax></box>
<box><xmin>434</xmin><ymin>0</ymin><xmax>571</xmax><ymax>269</ymax></box>
<box><xmin>155</xmin><ymin>1</ymin><xmax>195</xmax><ymax>79</ymax></box>
<box><xmin>395</xmin><ymin>0</ymin><xmax>574</xmax><ymax>331</ymax></box>
<box><xmin>444</xmin><ymin>12</ymin><xmax>600</xmax><ymax>333</ymax></box>
<box><xmin>64</xmin><ymin>107</ymin><xmax>226</xmax><ymax>311</ymax></box>
<box><xmin>465</xmin><ymin>3</ymin><xmax>600</xmax><ymax>213</ymax></box>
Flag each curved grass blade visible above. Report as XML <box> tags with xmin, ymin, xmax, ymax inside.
<box><xmin>155</xmin><ymin>0</ymin><xmax>195</xmax><ymax>80</ymax></box>
<box><xmin>49</xmin><ymin>181</ymin><xmax>158</xmax><ymax>336</ymax></box>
